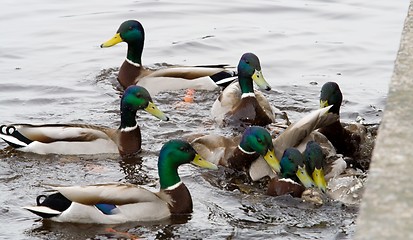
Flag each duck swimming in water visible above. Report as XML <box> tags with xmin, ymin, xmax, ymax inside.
<box><xmin>101</xmin><ymin>20</ymin><xmax>237</xmax><ymax>94</ymax></box>
<box><xmin>188</xmin><ymin>126</ymin><xmax>280</xmax><ymax>176</ymax></box>
<box><xmin>0</xmin><ymin>86</ymin><xmax>168</xmax><ymax>156</ymax></box>
<box><xmin>23</xmin><ymin>139</ymin><xmax>218</xmax><ymax>224</ymax></box>
<box><xmin>211</xmin><ymin>53</ymin><xmax>274</xmax><ymax>129</ymax></box>
<box><xmin>318</xmin><ymin>81</ymin><xmax>371</xmax><ymax>170</ymax></box>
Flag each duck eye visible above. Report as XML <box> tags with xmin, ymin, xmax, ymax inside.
<box><xmin>128</xmin><ymin>26</ymin><xmax>133</xmax><ymax>30</ymax></box>
<box><xmin>257</xmin><ymin>138</ymin><xmax>262</xmax><ymax>143</ymax></box>
<box><xmin>245</xmin><ymin>60</ymin><xmax>250</xmax><ymax>64</ymax></box>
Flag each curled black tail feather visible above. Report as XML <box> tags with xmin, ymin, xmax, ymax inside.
<box><xmin>37</xmin><ymin>192</ymin><xmax>72</xmax><ymax>213</ymax></box>
<box><xmin>210</xmin><ymin>70</ymin><xmax>237</xmax><ymax>89</ymax></box>
<box><xmin>0</xmin><ymin>125</ymin><xmax>33</xmax><ymax>148</ymax></box>
<box><xmin>25</xmin><ymin>192</ymin><xmax>72</xmax><ymax>219</ymax></box>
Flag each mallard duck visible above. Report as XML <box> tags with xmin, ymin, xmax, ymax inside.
<box><xmin>303</xmin><ymin>141</ymin><xmax>327</xmax><ymax>192</ymax></box>
<box><xmin>100</xmin><ymin>20</ymin><xmax>237</xmax><ymax>94</ymax></box>
<box><xmin>249</xmin><ymin>107</ymin><xmax>347</xmax><ymax>198</ymax></box>
<box><xmin>266</xmin><ymin>147</ymin><xmax>315</xmax><ymax>198</ymax></box>
<box><xmin>188</xmin><ymin>126</ymin><xmax>280</xmax><ymax>175</ymax></box>
<box><xmin>298</xmin><ymin>132</ymin><xmax>347</xmax><ymax>182</ymax></box>
<box><xmin>211</xmin><ymin>53</ymin><xmax>274</xmax><ymax>128</ymax></box>
<box><xmin>266</xmin><ymin>127</ymin><xmax>349</xmax><ymax>199</ymax></box>
<box><xmin>23</xmin><ymin>139</ymin><xmax>218</xmax><ymax>224</ymax></box>
<box><xmin>318</xmin><ymin>82</ymin><xmax>366</xmax><ymax>166</ymax></box>
<box><xmin>303</xmin><ymin>139</ymin><xmax>364</xmax><ymax>205</ymax></box>
<box><xmin>0</xmin><ymin>86</ymin><xmax>168</xmax><ymax>156</ymax></box>
<box><xmin>267</xmin><ymin>141</ymin><xmax>337</xmax><ymax>198</ymax></box>
<box><xmin>248</xmin><ymin>106</ymin><xmax>339</xmax><ymax>181</ymax></box>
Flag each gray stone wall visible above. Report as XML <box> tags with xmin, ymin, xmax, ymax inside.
<box><xmin>355</xmin><ymin>2</ymin><xmax>413</xmax><ymax>239</ymax></box>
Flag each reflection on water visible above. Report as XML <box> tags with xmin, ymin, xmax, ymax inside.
<box><xmin>29</xmin><ymin>215</ymin><xmax>193</xmax><ymax>240</ymax></box>
<box><xmin>0</xmin><ymin>0</ymin><xmax>409</xmax><ymax>239</ymax></box>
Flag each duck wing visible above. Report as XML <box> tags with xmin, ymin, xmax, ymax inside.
<box><xmin>211</xmin><ymin>81</ymin><xmax>242</xmax><ymax>125</ymax></box>
<box><xmin>0</xmin><ymin>124</ymin><xmax>113</xmax><ymax>143</ymax></box>
<box><xmin>249</xmin><ymin>106</ymin><xmax>338</xmax><ymax>181</ymax></box>
<box><xmin>52</xmin><ymin>183</ymin><xmax>165</xmax><ymax>206</ymax></box>
<box><xmin>273</xmin><ymin>106</ymin><xmax>338</xmax><ymax>158</ymax></box>
<box><xmin>23</xmin><ymin>183</ymin><xmax>171</xmax><ymax>224</ymax></box>
<box><xmin>0</xmin><ymin>124</ymin><xmax>119</xmax><ymax>154</ymax></box>
<box><xmin>189</xmin><ymin>134</ymin><xmax>239</xmax><ymax>166</ymax></box>
<box><xmin>138</xmin><ymin>66</ymin><xmax>237</xmax><ymax>95</ymax></box>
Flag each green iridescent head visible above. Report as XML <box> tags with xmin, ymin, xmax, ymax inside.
<box><xmin>303</xmin><ymin>141</ymin><xmax>327</xmax><ymax>193</ymax></box>
<box><xmin>158</xmin><ymin>139</ymin><xmax>217</xmax><ymax>189</ymax></box>
<box><xmin>237</xmin><ymin>53</ymin><xmax>271</xmax><ymax>94</ymax></box>
<box><xmin>120</xmin><ymin>86</ymin><xmax>168</xmax><ymax>128</ymax></box>
<box><xmin>280</xmin><ymin>148</ymin><xmax>315</xmax><ymax>188</ymax></box>
<box><xmin>239</xmin><ymin>126</ymin><xmax>280</xmax><ymax>172</ymax></box>
<box><xmin>101</xmin><ymin>20</ymin><xmax>145</xmax><ymax>64</ymax></box>
<box><xmin>320</xmin><ymin>82</ymin><xmax>343</xmax><ymax>115</ymax></box>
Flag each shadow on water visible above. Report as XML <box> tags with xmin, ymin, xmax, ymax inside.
<box><xmin>28</xmin><ymin>215</ymin><xmax>193</xmax><ymax>240</ymax></box>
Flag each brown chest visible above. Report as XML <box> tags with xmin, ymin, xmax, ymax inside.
<box><xmin>164</xmin><ymin>183</ymin><xmax>193</xmax><ymax>214</ymax></box>
<box><xmin>117</xmin><ymin>127</ymin><xmax>142</xmax><ymax>157</ymax></box>
<box><xmin>267</xmin><ymin>177</ymin><xmax>305</xmax><ymax>198</ymax></box>
<box><xmin>225</xmin><ymin>97</ymin><xmax>273</xmax><ymax>128</ymax></box>
<box><xmin>226</xmin><ymin>147</ymin><xmax>260</xmax><ymax>171</ymax></box>
<box><xmin>118</xmin><ymin>60</ymin><xmax>148</xmax><ymax>88</ymax></box>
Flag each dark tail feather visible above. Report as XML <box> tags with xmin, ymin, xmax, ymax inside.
<box><xmin>210</xmin><ymin>70</ymin><xmax>237</xmax><ymax>89</ymax></box>
<box><xmin>25</xmin><ymin>192</ymin><xmax>72</xmax><ymax>218</ymax></box>
<box><xmin>37</xmin><ymin>192</ymin><xmax>72</xmax><ymax>212</ymax></box>
<box><xmin>193</xmin><ymin>64</ymin><xmax>231</xmax><ymax>68</ymax></box>
<box><xmin>0</xmin><ymin>125</ymin><xmax>33</xmax><ymax>147</ymax></box>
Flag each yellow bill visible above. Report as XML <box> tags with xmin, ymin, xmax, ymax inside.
<box><xmin>251</xmin><ymin>70</ymin><xmax>271</xmax><ymax>91</ymax></box>
<box><xmin>263</xmin><ymin>149</ymin><xmax>281</xmax><ymax>173</ymax></box>
<box><xmin>312</xmin><ymin>168</ymin><xmax>327</xmax><ymax>193</ymax></box>
<box><xmin>144</xmin><ymin>102</ymin><xmax>169</xmax><ymax>121</ymax></box>
<box><xmin>101</xmin><ymin>33</ymin><xmax>123</xmax><ymax>48</ymax></box>
<box><xmin>320</xmin><ymin>99</ymin><xmax>329</xmax><ymax>108</ymax></box>
<box><xmin>296</xmin><ymin>165</ymin><xmax>315</xmax><ymax>188</ymax></box>
<box><xmin>191</xmin><ymin>154</ymin><xmax>218</xmax><ymax>170</ymax></box>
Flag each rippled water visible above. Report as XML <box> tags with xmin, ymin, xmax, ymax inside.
<box><xmin>0</xmin><ymin>0</ymin><xmax>409</xmax><ymax>239</ymax></box>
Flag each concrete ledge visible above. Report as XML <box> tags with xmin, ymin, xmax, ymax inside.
<box><xmin>355</xmin><ymin>2</ymin><xmax>413</xmax><ymax>239</ymax></box>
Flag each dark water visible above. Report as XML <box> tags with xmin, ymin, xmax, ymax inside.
<box><xmin>0</xmin><ymin>0</ymin><xmax>409</xmax><ymax>239</ymax></box>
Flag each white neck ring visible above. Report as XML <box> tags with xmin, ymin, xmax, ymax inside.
<box><xmin>238</xmin><ymin>145</ymin><xmax>256</xmax><ymax>155</ymax></box>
